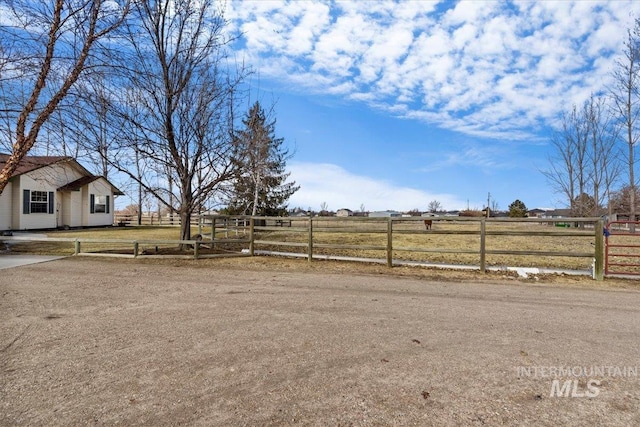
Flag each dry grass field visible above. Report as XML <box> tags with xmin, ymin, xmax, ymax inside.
<box><xmin>251</xmin><ymin>219</ymin><xmax>599</xmax><ymax>271</ymax></box>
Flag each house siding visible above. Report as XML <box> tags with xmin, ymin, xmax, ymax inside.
<box><xmin>85</xmin><ymin>179</ymin><xmax>116</xmax><ymax>227</ymax></box>
<box><xmin>11</xmin><ymin>178</ymin><xmax>20</xmax><ymax>229</ymax></box>
<box><xmin>0</xmin><ymin>181</ymin><xmax>12</xmax><ymax>230</ymax></box>
<box><xmin>16</xmin><ymin>174</ymin><xmax>58</xmax><ymax>230</ymax></box>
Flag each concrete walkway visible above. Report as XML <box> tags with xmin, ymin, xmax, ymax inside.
<box><xmin>0</xmin><ymin>254</ymin><xmax>66</xmax><ymax>270</ymax></box>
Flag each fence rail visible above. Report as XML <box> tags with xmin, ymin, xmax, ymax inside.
<box><xmin>113</xmin><ymin>214</ymin><xmax>200</xmax><ymax>227</ymax></box>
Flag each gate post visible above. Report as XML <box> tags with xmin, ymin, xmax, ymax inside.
<box><xmin>386</xmin><ymin>218</ymin><xmax>393</xmax><ymax>268</ymax></box>
<box><xmin>307</xmin><ymin>217</ymin><xmax>313</xmax><ymax>262</ymax></box>
<box><xmin>480</xmin><ymin>218</ymin><xmax>486</xmax><ymax>273</ymax></box>
<box><xmin>594</xmin><ymin>219</ymin><xmax>604</xmax><ymax>281</ymax></box>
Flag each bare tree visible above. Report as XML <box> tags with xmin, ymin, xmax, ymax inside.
<box><xmin>542</xmin><ymin>108</ymin><xmax>580</xmax><ymax>213</ymax></box>
<box><xmin>427</xmin><ymin>200</ymin><xmax>442</xmax><ymax>213</ymax></box>
<box><xmin>320</xmin><ymin>202</ymin><xmax>329</xmax><ymax>214</ymax></box>
<box><xmin>543</xmin><ymin>95</ymin><xmax>620</xmax><ymax>217</ymax></box>
<box><xmin>610</xmin><ymin>20</ymin><xmax>640</xmax><ymax>223</ymax></box>
<box><xmin>103</xmin><ymin>0</ymin><xmax>247</xmax><ymax>243</ymax></box>
<box><xmin>0</xmin><ymin>0</ymin><xmax>129</xmax><ymax>194</ymax></box>
<box><xmin>584</xmin><ymin>94</ymin><xmax>622</xmax><ymax>216</ymax></box>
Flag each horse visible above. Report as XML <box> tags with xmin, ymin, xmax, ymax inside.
<box><xmin>424</xmin><ymin>219</ymin><xmax>432</xmax><ymax>230</ymax></box>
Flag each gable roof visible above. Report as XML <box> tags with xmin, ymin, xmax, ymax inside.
<box><xmin>1</xmin><ymin>153</ymin><xmax>124</xmax><ymax>196</ymax></box>
<box><xmin>0</xmin><ymin>153</ymin><xmax>74</xmax><ymax>178</ymax></box>
<box><xmin>58</xmin><ymin>176</ymin><xmax>125</xmax><ymax>196</ymax></box>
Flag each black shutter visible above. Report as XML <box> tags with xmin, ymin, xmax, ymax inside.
<box><xmin>23</xmin><ymin>190</ymin><xmax>30</xmax><ymax>214</ymax></box>
<box><xmin>48</xmin><ymin>192</ymin><xmax>54</xmax><ymax>214</ymax></box>
<box><xmin>90</xmin><ymin>194</ymin><xmax>95</xmax><ymax>214</ymax></box>
<box><xmin>106</xmin><ymin>195</ymin><xmax>110</xmax><ymax>214</ymax></box>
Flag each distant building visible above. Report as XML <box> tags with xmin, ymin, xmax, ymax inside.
<box><xmin>527</xmin><ymin>208</ymin><xmax>545</xmax><ymax>218</ymax></box>
<box><xmin>540</xmin><ymin>209</ymin><xmax>572</xmax><ymax>218</ymax></box>
<box><xmin>369</xmin><ymin>210</ymin><xmax>402</xmax><ymax>218</ymax></box>
<box><xmin>289</xmin><ymin>207</ymin><xmax>310</xmax><ymax>217</ymax></box>
<box><xmin>336</xmin><ymin>208</ymin><xmax>353</xmax><ymax>217</ymax></box>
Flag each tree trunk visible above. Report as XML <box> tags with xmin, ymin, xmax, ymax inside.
<box><xmin>179</xmin><ymin>210</ymin><xmax>191</xmax><ymax>251</ymax></box>
<box><xmin>251</xmin><ymin>171</ymin><xmax>261</xmax><ymax>217</ymax></box>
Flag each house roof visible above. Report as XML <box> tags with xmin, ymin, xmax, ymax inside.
<box><xmin>0</xmin><ymin>153</ymin><xmax>73</xmax><ymax>178</ymax></box>
<box><xmin>58</xmin><ymin>176</ymin><xmax>125</xmax><ymax>196</ymax></box>
<box><xmin>1</xmin><ymin>153</ymin><xmax>124</xmax><ymax>196</ymax></box>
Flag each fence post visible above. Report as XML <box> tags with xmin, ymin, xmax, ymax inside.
<box><xmin>594</xmin><ymin>218</ymin><xmax>604</xmax><ymax>281</ymax></box>
<box><xmin>386</xmin><ymin>218</ymin><xmax>393</xmax><ymax>268</ymax></box>
<box><xmin>308</xmin><ymin>217</ymin><xmax>313</xmax><ymax>262</ymax></box>
<box><xmin>480</xmin><ymin>218</ymin><xmax>486</xmax><ymax>273</ymax></box>
<box><xmin>74</xmin><ymin>239</ymin><xmax>80</xmax><ymax>255</ymax></box>
<box><xmin>249</xmin><ymin>217</ymin><xmax>255</xmax><ymax>256</ymax></box>
<box><xmin>194</xmin><ymin>241</ymin><xmax>200</xmax><ymax>259</ymax></box>
<box><xmin>133</xmin><ymin>241</ymin><xmax>139</xmax><ymax>258</ymax></box>
<box><xmin>211</xmin><ymin>217</ymin><xmax>216</xmax><ymax>249</ymax></box>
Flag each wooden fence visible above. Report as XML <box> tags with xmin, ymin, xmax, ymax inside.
<box><xmin>199</xmin><ymin>215</ymin><xmax>605</xmax><ymax>280</ymax></box>
<box><xmin>3</xmin><ymin>215</ymin><xmax>606</xmax><ymax>280</ymax></box>
<box><xmin>113</xmin><ymin>214</ymin><xmax>200</xmax><ymax>227</ymax></box>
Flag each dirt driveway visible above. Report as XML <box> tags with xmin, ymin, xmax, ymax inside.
<box><xmin>1</xmin><ymin>257</ymin><xmax>639</xmax><ymax>426</ymax></box>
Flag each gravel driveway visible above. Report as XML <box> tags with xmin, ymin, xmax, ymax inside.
<box><xmin>1</xmin><ymin>257</ymin><xmax>639</xmax><ymax>426</ymax></box>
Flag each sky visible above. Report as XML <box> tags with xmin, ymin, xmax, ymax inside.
<box><xmin>224</xmin><ymin>0</ymin><xmax>638</xmax><ymax>212</ymax></box>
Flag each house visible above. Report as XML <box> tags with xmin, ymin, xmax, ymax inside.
<box><xmin>336</xmin><ymin>208</ymin><xmax>353</xmax><ymax>217</ymax></box>
<box><xmin>539</xmin><ymin>209</ymin><xmax>572</xmax><ymax>218</ymax></box>
<box><xmin>0</xmin><ymin>154</ymin><xmax>123</xmax><ymax>231</ymax></box>
<box><xmin>369</xmin><ymin>210</ymin><xmax>402</xmax><ymax>218</ymax></box>
<box><xmin>527</xmin><ymin>208</ymin><xmax>546</xmax><ymax>218</ymax></box>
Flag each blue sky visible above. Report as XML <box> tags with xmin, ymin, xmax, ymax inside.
<box><xmin>225</xmin><ymin>0</ymin><xmax>638</xmax><ymax>212</ymax></box>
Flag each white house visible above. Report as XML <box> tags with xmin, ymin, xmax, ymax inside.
<box><xmin>369</xmin><ymin>210</ymin><xmax>402</xmax><ymax>218</ymax></box>
<box><xmin>0</xmin><ymin>154</ymin><xmax>123</xmax><ymax>231</ymax></box>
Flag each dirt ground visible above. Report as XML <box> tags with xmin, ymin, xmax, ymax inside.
<box><xmin>1</xmin><ymin>256</ymin><xmax>640</xmax><ymax>426</ymax></box>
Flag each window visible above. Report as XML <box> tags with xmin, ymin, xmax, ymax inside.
<box><xmin>22</xmin><ymin>190</ymin><xmax>53</xmax><ymax>214</ymax></box>
<box><xmin>90</xmin><ymin>194</ymin><xmax>110</xmax><ymax>214</ymax></box>
<box><xmin>30</xmin><ymin>191</ymin><xmax>49</xmax><ymax>213</ymax></box>
<box><xmin>94</xmin><ymin>195</ymin><xmax>107</xmax><ymax>213</ymax></box>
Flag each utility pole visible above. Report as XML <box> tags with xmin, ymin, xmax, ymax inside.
<box><xmin>486</xmin><ymin>192</ymin><xmax>491</xmax><ymax>218</ymax></box>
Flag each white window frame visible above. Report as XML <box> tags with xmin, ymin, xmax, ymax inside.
<box><xmin>30</xmin><ymin>190</ymin><xmax>49</xmax><ymax>214</ymax></box>
<box><xmin>94</xmin><ymin>195</ymin><xmax>107</xmax><ymax>213</ymax></box>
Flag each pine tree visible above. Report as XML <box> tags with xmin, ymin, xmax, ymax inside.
<box><xmin>228</xmin><ymin>102</ymin><xmax>299</xmax><ymax>216</ymax></box>
<box><xmin>508</xmin><ymin>199</ymin><xmax>528</xmax><ymax>217</ymax></box>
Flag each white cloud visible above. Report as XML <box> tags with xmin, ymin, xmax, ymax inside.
<box><xmin>287</xmin><ymin>162</ymin><xmax>468</xmax><ymax>212</ymax></box>
<box><xmin>228</xmin><ymin>0</ymin><xmax>638</xmax><ymax>139</ymax></box>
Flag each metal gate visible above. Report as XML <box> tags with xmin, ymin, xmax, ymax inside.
<box><xmin>605</xmin><ymin>221</ymin><xmax>640</xmax><ymax>276</ymax></box>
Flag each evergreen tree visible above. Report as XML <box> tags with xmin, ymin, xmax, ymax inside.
<box><xmin>228</xmin><ymin>102</ymin><xmax>299</xmax><ymax>216</ymax></box>
<box><xmin>508</xmin><ymin>199</ymin><xmax>528</xmax><ymax>217</ymax></box>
